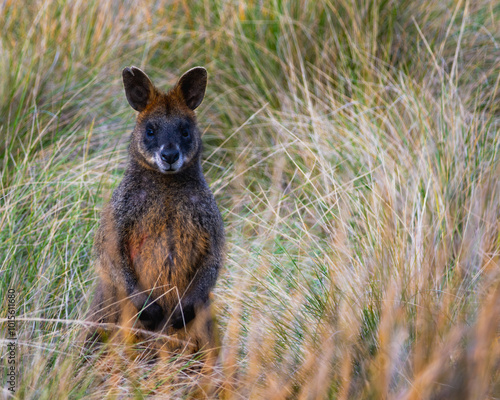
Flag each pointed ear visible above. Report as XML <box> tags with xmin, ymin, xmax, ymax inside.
<box><xmin>122</xmin><ymin>66</ymin><xmax>155</xmax><ymax>112</ymax></box>
<box><xmin>176</xmin><ymin>67</ymin><xmax>207</xmax><ymax>110</ymax></box>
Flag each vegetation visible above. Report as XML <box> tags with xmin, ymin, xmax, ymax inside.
<box><xmin>1</xmin><ymin>0</ymin><xmax>499</xmax><ymax>398</ymax></box>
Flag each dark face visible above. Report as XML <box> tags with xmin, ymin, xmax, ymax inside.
<box><xmin>135</xmin><ymin>114</ymin><xmax>200</xmax><ymax>174</ymax></box>
<box><xmin>122</xmin><ymin>66</ymin><xmax>208</xmax><ymax>174</ymax></box>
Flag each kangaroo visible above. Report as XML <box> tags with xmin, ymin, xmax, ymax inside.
<box><xmin>87</xmin><ymin>66</ymin><xmax>224</xmax><ymax>359</ymax></box>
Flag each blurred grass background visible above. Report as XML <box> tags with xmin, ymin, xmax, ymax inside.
<box><xmin>0</xmin><ymin>0</ymin><xmax>499</xmax><ymax>398</ymax></box>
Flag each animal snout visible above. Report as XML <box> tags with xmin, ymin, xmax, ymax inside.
<box><xmin>160</xmin><ymin>148</ymin><xmax>180</xmax><ymax>164</ymax></box>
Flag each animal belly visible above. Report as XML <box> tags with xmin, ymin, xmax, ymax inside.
<box><xmin>128</xmin><ymin>230</ymin><xmax>199</xmax><ymax>310</ymax></box>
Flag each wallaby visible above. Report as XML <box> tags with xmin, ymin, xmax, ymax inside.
<box><xmin>87</xmin><ymin>66</ymin><xmax>224</xmax><ymax>358</ymax></box>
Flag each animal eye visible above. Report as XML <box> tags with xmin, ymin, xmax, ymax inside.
<box><xmin>181</xmin><ymin>127</ymin><xmax>189</xmax><ymax>138</ymax></box>
<box><xmin>146</xmin><ymin>125</ymin><xmax>155</xmax><ymax>138</ymax></box>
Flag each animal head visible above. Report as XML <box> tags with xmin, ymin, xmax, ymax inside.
<box><xmin>122</xmin><ymin>66</ymin><xmax>207</xmax><ymax>174</ymax></box>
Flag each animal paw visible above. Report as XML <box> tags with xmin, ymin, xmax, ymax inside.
<box><xmin>138</xmin><ymin>299</ymin><xmax>164</xmax><ymax>330</ymax></box>
<box><xmin>170</xmin><ymin>303</ymin><xmax>196</xmax><ymax>329</ymax></box>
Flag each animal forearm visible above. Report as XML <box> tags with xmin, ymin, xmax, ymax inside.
<box><xmin>168</xmin><ymin>263</ymin><xmax>219</xmax><ymax>329</ymax></box>
<box><xmin>100</xmin><ymin>250</ymin><xmax>164</xmax><ymax>329</ymax></box>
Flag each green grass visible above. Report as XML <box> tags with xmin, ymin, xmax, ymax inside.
<box><xmin>1</xmin><ymin>0</ymin><xmax>499</xmax><ymax>398</ymax></box>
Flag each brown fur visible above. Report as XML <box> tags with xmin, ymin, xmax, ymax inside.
<box><xmin>86</xmin><ymin>67</ymin><xmax>224</xmax><ymax>363</ymax></box>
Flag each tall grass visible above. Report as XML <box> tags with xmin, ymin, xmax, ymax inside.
<box><xmin>1</xmin><ymin>0</ymin><xmax>499</xmax><ymax>398</ymax></box>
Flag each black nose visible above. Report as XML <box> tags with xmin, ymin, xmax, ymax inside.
<box><xmin>160</xmin><ymin>149</ymin><xmax>180</xmax><ymax>164</ymax></box>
